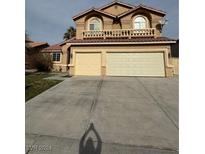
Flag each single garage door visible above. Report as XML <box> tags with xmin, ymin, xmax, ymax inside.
<box><xmin>106</xmin><ymin>52</ymin><xmax>165</xmax><ymax>77</ymax></box>
<box><xmin>75</xmin><ymin>53</ymin><xmax>101</xmax><ymax>76</ymax></box>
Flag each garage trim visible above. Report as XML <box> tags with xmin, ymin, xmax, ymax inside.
<box><xmin>70</xmin><ymin>46</ymin><xmax>173</xmax><ymax>77</ymax></box>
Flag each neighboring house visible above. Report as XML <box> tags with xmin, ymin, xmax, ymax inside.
<box><xmin>44</xmin><ymin>1</ymin><xmax>176</xmax><ymax>77</ymax></box>
<box><xmin>42</xmin><ymin>42</ymin><xmax>67</xmax><ymax>72</ymax></box>
<box><xmin>25</xmin><ymin>38</ymin><xmax>49</xmax><ymax>69</ymax></box>
<box><xmin>171</xmin><ymin>39</ymin><xmax>179</xmax><ymax>75</ymax></box>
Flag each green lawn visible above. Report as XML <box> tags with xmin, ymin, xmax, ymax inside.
<box><xmin>25</xmin><ymin>73</ymin><xmax>62</xmax><ymax>101</ymax></box>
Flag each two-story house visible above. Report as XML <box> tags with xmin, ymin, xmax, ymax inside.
<box><xmin>43</xmin><ymin>1</ymin><xmax>176</xmax><ymax>77</ymax></box>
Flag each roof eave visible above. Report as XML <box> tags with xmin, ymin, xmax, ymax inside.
<box><xmin>138</xmin><ymin>4</ymin><xmax>166</xmax><ymax>15</ymax></box>
<box><xmin>41</xmin><ymin>49</ymin><xmax>62</xmax><ymax>53</ymax></box>
<box><xmin>118</xmin><ymin>5</ymin><xmax>166</xmax><ymax>18</ymax></box>
<box><xmin>67</xmin><ymin>41</ymin><xmax>176</xmax><ymax>46</ymax></box>
<box><xmin>72</xmin><ymin>7</ymin><xmax>94</xmax><ymax>20</ymax></box>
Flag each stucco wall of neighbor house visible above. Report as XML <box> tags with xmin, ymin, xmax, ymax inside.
<box><xmin>68</xmin><ymin>44</ymin><xmax>174</xmax><ymax>77</ymax></box>
<box><xmin>52</xmin><ymin>64</ymin><xmax>62</xmax><ymax>72</ymax></box>
<box><xmin>50</xmin><ymin>52</ymin><xmax>63</xmax><ymax>72</ymax></box>
<box><xmin>101</xmin><ymin>4</ymin><xmax>131</xmax><ymax>16</ymax></box>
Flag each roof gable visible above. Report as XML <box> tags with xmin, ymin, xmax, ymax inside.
<box><xmin>99</xmin><ymin>1</ymin><xmax>135</xmax><ymax>10</ymax></box>
<box><xmin>118</xmin><ymin>4</ymin><xmax>166</xmax><ymax>18</ymax></box>
<box><xmin>72</xmin><ymin>2</ymin><xmax>165</xmax><ymax>21</ymax></box>
<box><xmin>72</xmin><ymin>7</ymin><xmax>116</xmax><ymax>20</ymax></box>
<box><xmin>100</xmin><ymin>3</ymin><xmax>132</xmax><ymax>16</ymax></box>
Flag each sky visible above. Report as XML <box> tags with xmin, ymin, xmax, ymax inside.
<box><xmin>26</xmin><ymin>0</ymin><xmax>179</xmax><ymax>44</ymax></box>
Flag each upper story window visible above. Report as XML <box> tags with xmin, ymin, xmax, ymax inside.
<box><xmin>134</xmin><ymin>16</ymin><xmax>148</xmax><ymax>29</ymax></box>
<box><xmin>52</xmin><ymin>52</ymin><xmax>61</xmax><ymax>62</ymax></box>
<box><xmin>88</xmin><ymin>17</ymin><xmax>102</xmax><ymax>31</ymax></box>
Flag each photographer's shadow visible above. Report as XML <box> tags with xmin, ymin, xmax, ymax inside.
<box><xmin>79</xmin><ymin>123</ymin><xmax>102</xmax><ymax>154</ymax></box>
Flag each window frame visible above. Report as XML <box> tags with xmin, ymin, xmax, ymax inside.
<box><xmin>133</xmin><ymin>15</ymin><xmax>149</xmax><ymax>29</ymax></box>
<box><xmin>52</xmin><ymin>52</ymin><xmax>61</xmax><ymax>62</ymax></box>
<box><xmin>88</xmin><ymin>17</ymin><xmax>102</xmax><ymax>31</ymax></box>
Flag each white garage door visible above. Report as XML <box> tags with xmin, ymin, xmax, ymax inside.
<box><xmin>106</xmin><ymin>52</ymin><xmax>165</xmax><ymax>77</ymax></box>
<box><xmin>75</xmin><ymin>53</ymin><xmax>101</xmax><ymax>76</ymax></box>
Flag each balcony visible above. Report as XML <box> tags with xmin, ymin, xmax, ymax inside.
<box><xmin>82</xmin><ymin>28</ymin><xmax>156</xmax><ymax>39</ymax></box>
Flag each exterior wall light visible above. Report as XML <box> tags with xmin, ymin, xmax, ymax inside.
<box><xmin>159</xmin><ymin>18</ymin><xmax>168</xmax><ymax>33</ymax></box>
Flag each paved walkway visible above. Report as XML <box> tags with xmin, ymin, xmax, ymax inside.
<box><xmin>44</xmin><ymin>73</ymin><xmax>71</xmax><ymax>80</ymax></box>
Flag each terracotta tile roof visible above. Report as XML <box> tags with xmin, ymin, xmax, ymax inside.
<box><xmin>25</xmin><ymin>38</ymin><xmax>33</xmax><ymax>43</ymax></box>
<box><xmin>42</xmin><ymin>38</ymin><xmax>75</xmax><ymax>52</ymax></box>
<box><xmin>26</xmin><ymin>42</ymin><xmax>48</xmax><ymax>48</ymax></box>
<box><xmin>66</xmin><ymin>37</ymin><xmax>176</xmax><ymax>44</ymax></box>
<box><xmin>42</xmin><ymin>43</ymin><xmax>62</xmax><ymax>52</ymax></box>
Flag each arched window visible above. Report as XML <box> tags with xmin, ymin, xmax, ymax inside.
<box><xmin>88</xmin><ymin>17</ymin><xmax>101</xmax><ymax>31</ymax></box>
<box><xmin>134</xmin><ymin>16</ymin><xmax>147</xmax><ymax>29</ymax></box>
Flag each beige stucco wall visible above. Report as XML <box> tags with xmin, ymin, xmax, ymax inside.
<box><xmin>68</xmin><ymin>44</ymin><xmax>174</xmax><ymax>77</ymax></box>
<box><xmin>171</xmin><ymin>57</ymin><xmax>179</xmax><ymax>75</ymax></box>
<box><xmin>101</xmin><ymin>4</ymin><xmax>130</xmax><ymax>15</ymax></box>
<box><xmin>120</xmin><ymin>9</ymin><xmax>164</xmax><ymax>36</ymax></box>
<box><xmin>74</xmin><ymin>13</ymin><xmax>113</xmax><ymax>39</ymax></box>
<box><xmin>50</xmin><ymin>45</ymin><xmax>70</xmax><ymax>72</ymax></box>
<box><xmin>49</xmin><ymin>52</ymin><xmax>61</xmax><ymax>72</ymax></box>
<box><xmin>74</xmin><ymin>6</ymin><xmax>164</xmax><ymax>39</ymax></box>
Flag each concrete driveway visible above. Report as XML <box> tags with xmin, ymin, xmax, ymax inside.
<box><xmin>26</xmin><ymin>76</ymin><xmax>178</xmax><ymax>154</ymax></box>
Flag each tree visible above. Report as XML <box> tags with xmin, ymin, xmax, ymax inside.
<box><xmin>25</xmin><ymin>31</ymin><xmax>30</xmax><ymax>41</ymax></box>
<box><xmin>30</xmin><ymin>53</ymin><xmax>53</xmax><ymax>72</ymax></box>
<box><xmin>63</xmin><ymin>26</ymin><xmax>76</xmax><ymax>40</ymax></box>
<box><xmin>25</xmin><ymin>32</ymin><xmax>28</xmax><ymax>40</ymax></box>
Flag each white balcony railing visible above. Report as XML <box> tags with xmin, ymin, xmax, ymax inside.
<box><xmin>82</xmin><ymin>28</ymin><xmax>156</xmax><ymax>39</ymax></box>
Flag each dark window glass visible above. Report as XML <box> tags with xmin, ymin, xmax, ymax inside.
<box><xmin>52</xmin><ymin>53</ymin><xmax>60</xmax><ymax>61</ymax></box>
<box><xmin>90</xmin><ymin>24</ymin><xmax>95</xmax><ymax>30</ymax></box>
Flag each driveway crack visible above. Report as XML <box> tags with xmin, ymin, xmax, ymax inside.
<box><xmin>85</xmin><ymin>78</ymin><xmax>104</xmax><ymax>129</ymax></box>
<box><xmin>90</xmin><ymin>78</ymin><xmax>103</xmax><ymax>113</ymax></box>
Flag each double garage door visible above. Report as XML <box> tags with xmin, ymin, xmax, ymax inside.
<box><xmin>75</xmin><ymin>52</ymin><xmax>165</xmax><ymax>77</ymax></box>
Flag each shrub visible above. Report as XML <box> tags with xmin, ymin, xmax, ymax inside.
<box><xmin>30</xmin><ymin>53</ymin><xmax>53</xmax><ymax>72</ymax></box>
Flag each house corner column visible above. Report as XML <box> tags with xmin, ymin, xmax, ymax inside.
<box><xmin>61</xmin><ymin>44</ymin><xmax>70</xmax><ymax>72</ymax></box>
<box><xmin>164</xmin><ymin>47</ymin><xmax>174</xmax><ymax>77</ymax></box>
<box><xmin>101</xmin><ymin>50</ymin><xmax>106</xmax><ymax>76</ymax></box>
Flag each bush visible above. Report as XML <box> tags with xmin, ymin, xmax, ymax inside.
<box><xmin>30</xmin><ymin>53</ymin><xmax>53</xmax><ymax>72</ymax></box>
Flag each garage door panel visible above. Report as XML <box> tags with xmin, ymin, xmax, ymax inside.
<box><xmin>106</xmin><ymin>52</ymin><xmax>165</xmax><ymax>77</ymax></box>
<box><xmin>75</xmin><ymin>53</ymin><xmax>101</xmax><ymax>76</ymax></box>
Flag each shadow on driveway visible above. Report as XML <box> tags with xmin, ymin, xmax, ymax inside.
<box><xmin>79</xmin><ymin>123</ymin><xmax>102</xmax><ymax>154</ymax></box>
